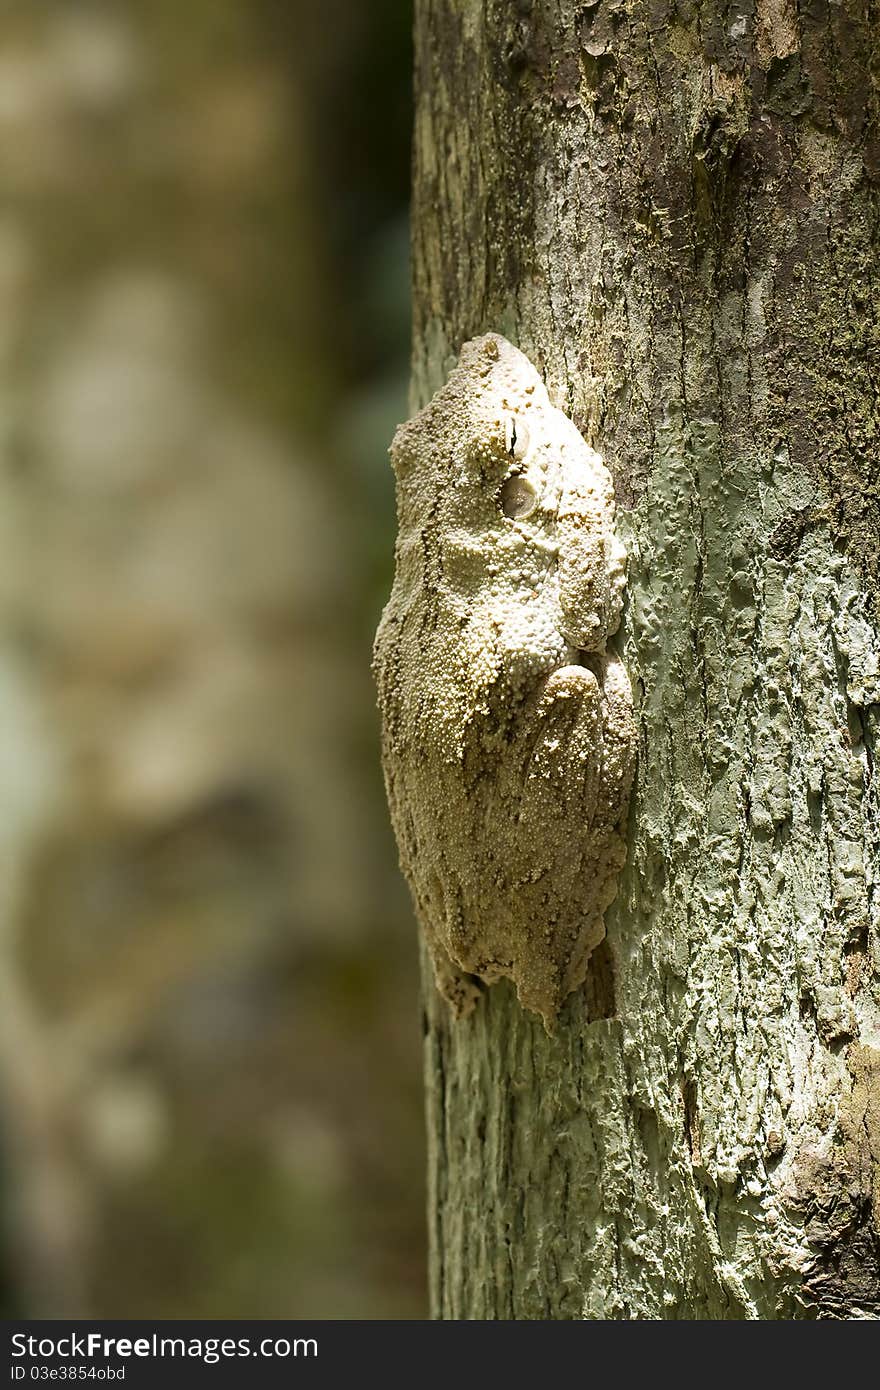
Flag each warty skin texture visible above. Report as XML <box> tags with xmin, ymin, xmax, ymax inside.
<box><xmin>374</xmin><ymin>333</ymin><xmax>636</xmax><ymax>1029</ymax></box>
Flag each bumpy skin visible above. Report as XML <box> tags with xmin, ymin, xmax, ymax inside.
<box><xmin>373</xmin><ymin>334</ymin><xmax>636</xmax><ymax>1029</ymax></box>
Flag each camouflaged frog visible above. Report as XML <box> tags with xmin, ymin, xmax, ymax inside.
<box><xmin>373</xmin><ymin>333</ymin><xmax>636</xmax><ymax>1029</ymax></box>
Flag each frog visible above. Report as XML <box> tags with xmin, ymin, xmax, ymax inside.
<box><xmin>373</xmin><ymin>333</ymin><xmax>636</xmax><ymax>1029</ymax></box>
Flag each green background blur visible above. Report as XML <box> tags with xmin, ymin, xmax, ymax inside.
<box><xmin>0</xmin><ymin>0</ymin><xmax>422</xmax><ymax>1318</ymax></box>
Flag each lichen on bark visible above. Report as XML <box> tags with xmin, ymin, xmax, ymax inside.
<box><xmin>412</xmin><ymin>0</ymin><xmax>880</xmax><ymax>1319</ymax></box>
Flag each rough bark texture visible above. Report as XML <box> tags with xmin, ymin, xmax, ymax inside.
<box><xmin>412</xmin><ymin>0</ymin><xmax>880</xmax><ymax>1318</ymax></box>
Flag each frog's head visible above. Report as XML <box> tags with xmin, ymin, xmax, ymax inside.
<box><xmin>391</xmin><ymin>334</ymin><xmax>625</xmax><ymax>655</ymax></box>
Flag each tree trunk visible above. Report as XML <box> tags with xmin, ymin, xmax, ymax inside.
<box><xmin>411</xmin><ymin>0</ymin><xmax>880</xmax><ymax>1319</ymax></box>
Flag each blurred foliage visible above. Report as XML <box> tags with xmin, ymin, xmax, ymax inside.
<box><xmin>0</xmin><ymin>0</ymin><xmax>419</xmax><ymax>1318</ymax></box>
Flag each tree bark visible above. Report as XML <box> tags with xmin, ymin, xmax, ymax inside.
<box><xmin>412</xmin><ymin>0</ymin><xmax>880</xmax><ymax>1318</ymax></box>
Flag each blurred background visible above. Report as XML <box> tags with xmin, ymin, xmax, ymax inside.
<box><xmin>0</xmin><ymin>0</ymin><xmax>421</xmax><ymax>1318</ymax></box>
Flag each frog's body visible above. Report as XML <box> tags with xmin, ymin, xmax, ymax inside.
<box><xmin>373</xmin><ymin>333</ymin><xmax>636</xmax><ymax>1029</ymax></box>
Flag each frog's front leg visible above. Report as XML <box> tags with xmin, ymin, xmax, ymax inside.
<box><xmin>508</xmin><ymin>661</ymin><xmax>631</xmax><ymax>1027</ymax></box>
<box><xmin>521</xmin><ymin>663</ymin><xmax>604</xmax><ymax>821</ymax></box>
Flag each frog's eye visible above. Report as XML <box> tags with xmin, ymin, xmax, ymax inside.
<box><xmin>499</xmin><ymin>474</ymin><xmax>538</xmax><ymax>520</ymax></box>
<box><xmin>504</xmin><ymin>416</ymin><xmax>530</xmax><ymax>461</ymax></box>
